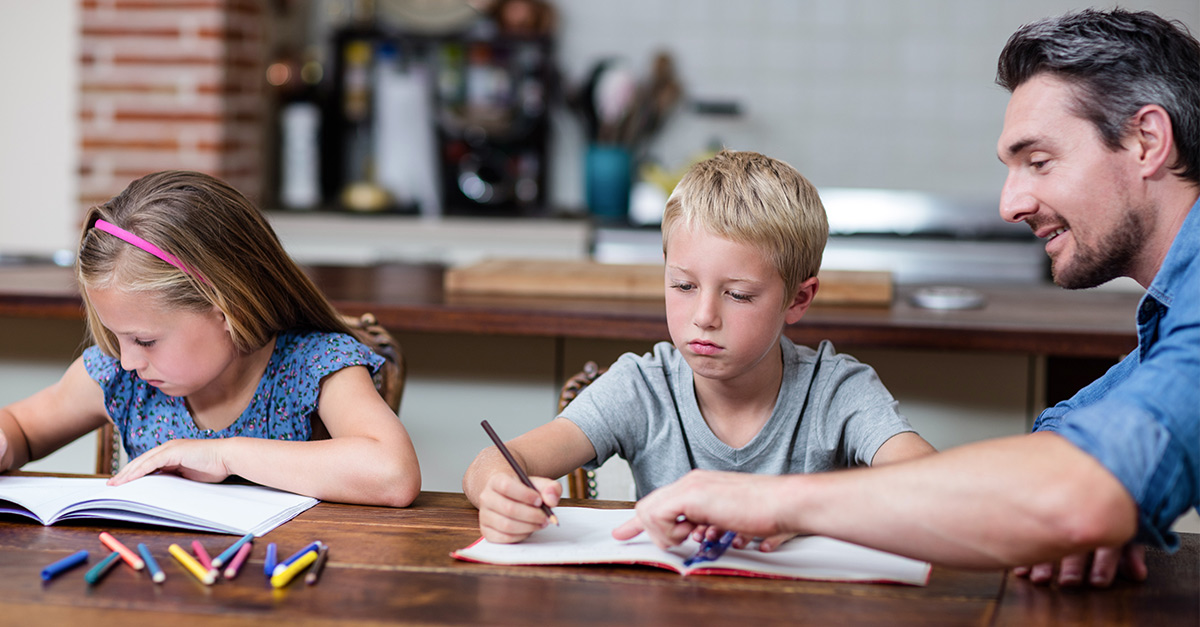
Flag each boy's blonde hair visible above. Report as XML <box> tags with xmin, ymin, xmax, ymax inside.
<box><xmin>77</xmin><ymin>170</ymin><xmax>352</xmax><ymax>357</ymax></box>
<box><xmin>661</xmin><ymin>150</ymin><xmax>828</xmax><ymax>298</ymax></box>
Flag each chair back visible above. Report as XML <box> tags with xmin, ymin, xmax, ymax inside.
<box><xmin>94</xmin><ymin>313</ymin><xmax>406</xmax><ymax>475</ymax></box>
<box><xmin>557</xmin><ymin>361</ymin><xmax>606</xmax><ymax>499</ymax></box>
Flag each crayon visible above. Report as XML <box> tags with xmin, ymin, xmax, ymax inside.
<box><xmin>212</xmin><ymin>532</ymin><xmax>254</xmax><ymax>568</ymax></box>
<box><xmin>137</xmin><ymin>543</ymin><xmax>165</xmax><ymax>583</ymax></box>
<box><xmin>263</xmin><ymin>542</ymin><xmax>277</xmax><ymax>577</ymax></box>
<box><xmin>305</xmin><ymin>545</ymin><xmax>329</xmax><ymax>585</ymax></box>
<box><xmin>223</xmin><ymin>541</ymin><xmax>254</xmax><ymax>579</ymax></box>
<box><xmin>41</xmin><ymin>549</ymin><xmax>88</xmax><ymax>582</ymax></box>
<box><xmin>84</xmin><ymin>551</ymin><xmax>122</xmax><ymax>585</ymax></box>
<box><xmin>191</xmin><ymin>540</ymin><xmax>218</xmax><ymax>578</ymax></box>
<box><xmin>168</xmin><ymin>543</ymin><xmax>216</xmax><ymax>585</ymax></box>
<box><xmin>273</xmin><ymin>540</ymin><xmax>322</xmax><ymax>576</ymax></box>
<box><xmin>269</xmin><ymin>548</ymin><xmax>318</xmax><ymax>588</ymax></box>
<box><xmin>99</xmin><ymin>531</ymin><xmax>144</xmax><ymax>571</ymax></box>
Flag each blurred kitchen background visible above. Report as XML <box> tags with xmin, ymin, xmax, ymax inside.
<box><xmin>3</xmin><ymin>1</ymin><xmax>1200</xmax><ymax>532</ymax></box>
<box><xmin>4</xmin><ymin>0</ymin><xmax>1196</xmax><ymax>283</ymax></box>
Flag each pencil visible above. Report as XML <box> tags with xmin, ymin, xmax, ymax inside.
<box><xmin>269</xmin><ymin>548</ymin><xmax>319</xmax><ymax>588</ymax></box>
<box><xmin>222</xmin><ymin>541</ymin><xmax>253</xmax><ymax>579</ymax></box>
<box><xmin>263</xmin><ymin>542</ymin><xmax>278</xmax><ymax>577</ymax></box>
<box><xmin>137</xmin><ymin>543</ymin><xmax>165</xmax><ymax>583</ymax></box>
<box><xmin>168</xmin><ymin>543</ymin><xmax>216</xmax><ymax>585</ymax></box>
<box><xmin>191</xmin><ymin>540</ymin><xmax>218</xmax><ymax>578</ymax></box>
<box><xmin>41</xmin><ymin>549</ymin><xmax>89</xmax><ymax>582</ymax></box>
<box><xmin>84</xmin><ymin>551</ymin><xmax>122</xmax><ymax>585</ymax></box>
<box><xmin>212</xmin><ymin>532</ymin><xmax>254</xmax><ymax>568</ymax></box>
<box><xmin>481</xmin><ymin>419</ymin><xmax>559</xmax><ymax>526</ymax></box>
<box><xmin>99</xmin><ymin>531</ymin><xmax>144</xmax><ymax>571</ymax></box>
<box><xmin>273</xmin><ymin>540</ymin><xmax>322</xmax><ymax>576</ymax></box>
<box><xmin>304</xmin><ymin>545</ymin><xmax>329</xmax><ymax>585</ymax></box>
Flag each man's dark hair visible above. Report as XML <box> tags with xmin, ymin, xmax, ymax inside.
<box><xmin>997</xmin><ymin>8</ymin><xmax>1200</xmax><ymax>184</ymax></box>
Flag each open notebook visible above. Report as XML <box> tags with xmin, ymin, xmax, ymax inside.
<box><xmin>452</xmin><ymin>506</ymin><xmax>931</xmax><ymax>585</ymax></box>
<box><xmin>0</xmin><ymin>475</ymin><xmax>317</xmax><ymax>536</ymax></box>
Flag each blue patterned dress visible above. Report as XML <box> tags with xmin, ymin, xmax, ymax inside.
<box><xmin>83</xmin><ymin>330</ymin><xmax>384</xmax><ymax>460</ymax></box>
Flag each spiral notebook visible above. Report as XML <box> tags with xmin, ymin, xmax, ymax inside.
<box><xmin>452</xmin><ymin>506</ymin><xmax>931</xmax><ymax>585</ymax></box>
<box><xmin>0</xmin><ymin>474</ymin><xmax>317</xmax><ymax>536</ymax></box>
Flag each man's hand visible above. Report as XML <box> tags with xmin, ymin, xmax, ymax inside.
<box><xmin>1013</xmin><ymin>543</ymin><xmax>1147</xmax><ymax>587</ymax></box>
<box><xmin>612</xmin><ymin>470</ymin><xmax>791</xmax><ymax>549</ymax></box>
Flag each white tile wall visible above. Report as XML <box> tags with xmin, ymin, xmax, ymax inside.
<box><xmin>546</xmin><ymin>0</ymin><xmax>1200</xmax><ymax>207</ymax></box>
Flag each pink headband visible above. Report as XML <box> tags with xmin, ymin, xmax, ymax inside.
<box><xmin>92</xmin><ymin>219</ymin><xmax>204</xmax><ymax>281</ymax></box>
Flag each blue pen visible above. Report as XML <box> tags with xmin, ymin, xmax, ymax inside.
<box><xmin>212</xmin><ymin>532</ymin><xmax>254</xmax><ymax>569</ymax></box>
<box><xmin>84</xmin><ymin>551</ymin><xmax>122</xmax><ymax>585</ymax></box>
<box><xmin>41</xmin><ymin>549</ymin><xmax>89</xmax><ymax>581</ymax></box>
<box><xmin>273</xmin><ymin>540</ymin><xmax>323</xmax><ymax>576</ymax></box>
<box><xmin>263</xmin><ymin>542</ymin><xmax>278</xmax><ymax>577</ymax></box>
<box><xmin>683</xmin><ymin>530</ymin><xmax>737</xmax><ymax>567</ymax></box>
<box><xmin>137</xmin><ymin>543</ymin><xmax>165</xmax><ymax>583</ymax></box>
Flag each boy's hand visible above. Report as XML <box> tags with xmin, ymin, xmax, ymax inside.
<box><xmin>477</xmin><ymin>473</ymin><xmax>562</xmax><ymax>543</ymax></box>
<box><xmin>107</xmin><ymin>439</ymin><xmax>233</xmax><ymax>486</ymax></box>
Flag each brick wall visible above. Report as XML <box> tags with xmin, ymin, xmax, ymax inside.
<box><xmin>78</xmin><ymin>0</ymin><xmax>266</xmax><ymax>213</ymax></box>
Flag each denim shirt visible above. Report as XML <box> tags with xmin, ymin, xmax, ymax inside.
<box><xmin>1033</xmin><ymin>196</ymin><xmax>1200</xmax><ymax>550</ymax></box>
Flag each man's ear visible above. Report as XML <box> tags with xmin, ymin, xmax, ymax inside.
<box><xmin>1128</xmin><ymin>104</ymin><xmax>1175</xmax><ymax>179</ymax></box>
<box><xmin>785</xmin><ymin>276</ymin><xmax>820</xmax><ymax>325</ymax></box>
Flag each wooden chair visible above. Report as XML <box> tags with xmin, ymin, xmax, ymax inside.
<box><xmin>94</xmin><ymin>312</ymin><xmax>406</xmax><ymax>475</ymax></box>
<box><xmin>557</xmin><ymin>360</ymin><xmax>607</xmax><ymax>499</ymax></box>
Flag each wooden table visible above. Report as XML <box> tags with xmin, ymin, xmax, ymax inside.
<box><xmin>2</xmin><ymin>491</ymin><xmax>1195</xmax><ymax>626</ymax></box>
<box><xmin>0</xmin><ymin>262</ymin><xmax>1140</xmax><ymax>358</ymax></box>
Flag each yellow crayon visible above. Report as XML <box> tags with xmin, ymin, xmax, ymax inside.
<box><xmin>168</xmin><ymin>543</ymin><xmax>216</xmax><ymax>585</ymax></box>
<box><xmin>269</xmin><ymin>548</ymin><xmax>318</xmax><ymax>588</ymax></box>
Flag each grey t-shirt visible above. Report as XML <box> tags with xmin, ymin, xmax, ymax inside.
<box><xmin>560</xmin><ymin>338</ymin><xmax>915</xmax><ymax>499</ymax></box>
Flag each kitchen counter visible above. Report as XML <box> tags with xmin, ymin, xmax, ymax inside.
<box><xmin>0</xmin><ymin>262</ymin><xmax>1138</xmax><ymax>359</ymax></box>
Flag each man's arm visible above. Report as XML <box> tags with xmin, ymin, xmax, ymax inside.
<box><xmin>615</xmin><ymin>432</ymin><xmax>1137</xmax><ymax>569</ymax></box>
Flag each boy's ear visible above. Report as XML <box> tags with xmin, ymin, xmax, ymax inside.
<box><xmin>785</xmin><ymin>276</ymin><xmax>819</xmax><ymax>324</ymax></box>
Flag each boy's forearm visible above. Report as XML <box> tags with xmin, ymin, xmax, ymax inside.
<box><xmin>463</xmin><ymin>447</ymin><xmax>508</xmax><ymax>507</ymax></box>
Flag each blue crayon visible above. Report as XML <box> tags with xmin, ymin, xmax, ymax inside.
<box><xmin>137</xmin><ymin>543</ymin><xmax>165</xmax><ymax>583</ymax></box>
<box><xmin>84</xmin><ymin>551</ymin><xmax>122</xmax><ymax>585</ymax></box>
<box><xmin>41</xmin><ymin>549</ymin><xmax>89</xmax><ymax>581</ymax></box>
<box><xmin>263</xmin><ymin>542</ymin><xmax>278</xmax><ymax>577</ymax></box>
<box><xmin>212</xmin><ymin>532</ymin><xmax>254</xmax><ymax>568</ymax></box>
<box><xmin>273</xmin><ymin>541</ymin><xmax>322</xmax><ymax>576</ymax></box>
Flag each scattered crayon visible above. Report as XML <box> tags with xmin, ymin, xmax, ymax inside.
<box><xmin>305</xmin><ymin>545</ymin><xmax>329</xmax><ymax>585</ymax></box>
<box><xmin>137</xmin><ymin>543</ymin><xmax>165</xmax><ymax>583</ymax></box>
<box><xmin>84</xmin><ymin>551</ymin><xmax>122</xmax><ymax>585</ymax></box>
<box><xmin>99</xmin><ymin>531</ymin><xmax>144</xmax><ymax>571</ymax></box>
<box><xmin>223</xmin><ymin>541</ymin><xmax>254</xmax><ymax>579</ymax></box>
<box><xmin>41</xmin><ymin>550</ymin><xmax>88</xmax><ymax>582</ymax></box>
<box><xmin>263</xmin><ymin>542</ymin><xmax>278</xmax><ymax>577</ymax></box>
<box><xmin>273</xmin><ymin>540</ymin><xmax>322</xmax><ymax>576</ymax></box>
<box><xmin>191</xmin><ymin>540</ymin><xmax>218</xmax><ymax>578</ymax></box>
<box><xmin>168</xmin><ymin>543</ymin><xmax>215</xmax><ymax>585</ymax></box>
<box><xmin>212</xmin><ymin>532</ymin><xmax>254</xmax><ymax>569</ymax></box>
<box><xmin>269</xmin><ymin>548</ymin><xmax>319</xmax><ymax>588</ymax></box>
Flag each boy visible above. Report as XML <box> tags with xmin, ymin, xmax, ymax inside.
<box><xmin>463</xmin><ymin>150</ymin><xmax>934</xmax><ymax>546</ymax></box>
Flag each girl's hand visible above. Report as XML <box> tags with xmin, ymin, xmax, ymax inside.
<box><xmin>107</xmin><ymin>438</ymin><xmax>233</xmax><ymax>486</ymax></box>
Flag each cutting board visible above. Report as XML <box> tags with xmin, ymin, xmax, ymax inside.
<box><xmin>445</xmin><ymin>259</ymin><xmax>892</xmax><ymax>307</ymax></box>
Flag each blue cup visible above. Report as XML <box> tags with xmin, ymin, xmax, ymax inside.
<box><xmin>585</xmin><ymin>144</ymin><xmax>632</xmax><ymax>223</ymax></box>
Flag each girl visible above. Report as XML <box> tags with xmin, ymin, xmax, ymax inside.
<box><xmin>0</xmin><ymin>171</ymin><xmax>420</xmax><ymax>507</ymax></box>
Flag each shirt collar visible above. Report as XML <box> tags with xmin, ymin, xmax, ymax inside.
<box><xmin>1145</xmin><ymin>194</ymin><xmax>1200</xmax><ymax>307</ymax></box>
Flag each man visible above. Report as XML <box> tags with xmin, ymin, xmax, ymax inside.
<box><xmin>614</xmin><ymin>8</ymin><xmax>1199</xmax><ymax>588</ymax></box>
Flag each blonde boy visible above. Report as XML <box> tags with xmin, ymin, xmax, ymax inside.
<box><xmin>464</xmin><ymin>150</ymin><xmax>933</xmax><ymax>546</ymax></box>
